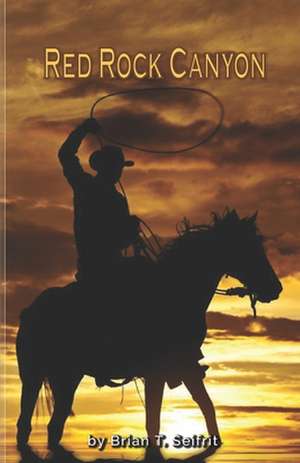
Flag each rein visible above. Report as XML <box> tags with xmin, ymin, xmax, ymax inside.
<box><xmin>215</xmin><ymin>287</ymin><xmax>257</xmax><ymax>318</ymax></box>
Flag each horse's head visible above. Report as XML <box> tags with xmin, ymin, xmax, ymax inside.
<box><xmin>213</xmin><ymin>209</ymin><xmax>282</xmax><ymax>303</ymax></box>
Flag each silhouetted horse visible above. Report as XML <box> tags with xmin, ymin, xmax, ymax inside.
<box><xmin>16</xmin><ymin>210</ymin><xmax>282</xmax><ymax>450</ymax></box>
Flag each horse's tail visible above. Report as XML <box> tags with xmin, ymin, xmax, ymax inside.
<box><xmin>17</xmin><ymin>317</ymin><xmax>69</xmax><ymax>419</ymax></box>
<box><xmin>34</xmin><ymin>380</ymin><xmax>54</xmax><ymax>418</ymax></box>
<box><xmin>17</xmin><ymin>287</ymin><xmax>59</xmax><ymax>383</ymax></box>
<box><xmin>17</xmin><ymin>286</ymin><xmax>77</xmax><ymax>425</ymax></box>
<box><xmin>17</xmin><ymin>292</ymin><xmax>55</xmax><ymax>421</ymax></box>
<box><xmin>37</xmin><ymin>381</ymin><xmax>74</xmax><ymax>417</ymax></box>
<box><xmin>16</xmin><ymin>308</ymin><xmax>43</xmax><ymax>383</ymax></box>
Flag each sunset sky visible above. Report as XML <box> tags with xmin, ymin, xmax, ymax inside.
<box><xmin>3</xmin><ymin>1</ymin><xmax>300</xmax><ymax>461</ymax></box>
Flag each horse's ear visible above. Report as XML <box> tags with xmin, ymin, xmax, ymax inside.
<box><xmin>229</xmin><ymin>209</ymin><xmax>240</xmax><ymax>221</ymax></box>
<box><xmin>249</xmin><ymin>211</ymin><xmax>258</xmax><ymax>223</ymax></box>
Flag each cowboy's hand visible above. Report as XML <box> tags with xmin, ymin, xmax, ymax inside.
<box><xmin>81</xmin><ymin>118</ymin><xmax>101</xmax><ymax>134</ymax></box>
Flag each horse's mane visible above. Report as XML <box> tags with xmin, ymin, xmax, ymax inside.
<box><xmin>159</xmin><ymin>208</ymin><xmax>262</xmax><ymax>262</ymax></box>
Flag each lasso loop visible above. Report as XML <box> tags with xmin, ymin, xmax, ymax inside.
<box><xmin>90</xmin><ymin>86</ymin><xmax>224</xmax><ymax>154</ymax></box>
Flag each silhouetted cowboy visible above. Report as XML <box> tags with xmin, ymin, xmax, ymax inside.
<box><xmin>58</xmin><ymin>118</ymin><xmax>139</xmax><ymax>282</ymax></box>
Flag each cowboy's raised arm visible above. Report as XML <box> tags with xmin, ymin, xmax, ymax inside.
<box><xmin>58</xmin><ymin>118</ymin><xmax>100</xmax><ymax>188</ymax></box>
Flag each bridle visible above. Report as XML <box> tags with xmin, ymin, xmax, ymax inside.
<box><xmin>215</xmin><ymin>286</ymin><xmax>258</xmax><ymax>318</ymax></box>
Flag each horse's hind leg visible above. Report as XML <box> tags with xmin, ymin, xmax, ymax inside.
<box><xmin>16</xmin><ymin>375</ymin><xmax>43</xmax><ymax>449</ymax></box>
<box><xmin>144</xmin><ymin>375</ymin><xmax>165</xmax><ymax>444</ymax></box>
<box><xmin>47</xmin><ymin>373</ymin><xmax>82</xmax><ymax>450</ymax></box>
<box><xmin>183</xmin><ymin>365</ymin><xmax>221</xmax><ymax>441</ymax></box>
<box><xmin>16</xmin><ymin>322</ymin><xmax>43</xmax><ymax>449</ymax></box>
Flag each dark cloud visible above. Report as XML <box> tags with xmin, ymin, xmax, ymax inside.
<box><xmin>7</xmin><ymin>1</ymin><xmax>50</xmax><ymax>33</ymax></box>
<box><xmin>205</xmin><ymin>360</ymin><xmax>300</xmax><ymax>384</ymax></box>
<box><xmin>208</xmin><ymin>374</ymin><xmax>280</xmax><ymax>386</ymax></box>
<box><xmin>7</xmin><ymin>161</ymin><xmax>300</xmax><ymax>280</ymax></box>
<box><xmin>175</xmin><ymin>403</ymin><xmax>300</xmax><ymax>415</ymax></box>
<box><xmin>276</xmin><ymin>147</ymin><xmax>300</xmax><ymax>164</ymax></box>
<box><xmin>146</xmin><ymin>179</ymin><xmax>176</xmax><ymax>197</ymax></box>
<box><xmin>23</xmin><ymin>104</ymin><xmax>300</xmax><ymax>173</ymax></box>
<box><xmin>6</xmin><ymin>212</ymin><xmax>77</xmax><ymax>324</ymax></box>
<box><xmin>99</xmin><ymin>111</ymin><xmax>216</xmax><ymax>153</ymax></box>
<box><xmin>24</xmin><ymin>107</ymin><xmax>217</xmax><ymax>155</ymax></box>
<box><xmin>7</xmin><ymin>218</ymin><xmax>75</xmax><ymax>282</ymax></box>
<box><xmin>45</xmin><ymin>77</ymin><xmax>176</xmax><ymax>100</ymax></box>
<box><xmin>46</xmin><ymin>77</ymin><xmax>110</xmax><ymax>100</ymax></box>
<box><xmin>197</xmin><ymin>176</ymin><xmax>300</xmax><ymax>271</ymax></box>
<box><xmin>219</xmin><ymin>405</ymin><xmax>300</xmax><ymax>413</ymax></box>
<box><xmin>287</xmin><ymin>414</ymin><xmax>300</xmax><ymax>421</ymax></box>
<box><xmin>6</xmin><ymin>283</ymin><xmax>46</xmax><ymax>325</ymax></box>
<box><xmin>210</xmin><ymin>119</ymin><xmax>300</xmax><ymax>166</ymax></box>
<box><xmin>213</xmin><ymin>361</ymin><xmax>300</xmax><ymax>376</ymax></box>
<box><xmin>3</xmin><ymin>325</ymin><xmax>18</xmax><ymax>345</ymax></box>
<box><xmin>47</xmin><ymin>79</ymin><xmax>218</xmax><ymax>122</ymax></box>
<box><xmin>207</xmin><ymin>311</ymin><xmax>300</xmax><ymax>341</ymax></box>
<box><xmin>266</xmin><ymin>232</ymin><xmax>300</xmax><ymax>278</ymax></box>
<box><xmin>273</xmin><ymin>232</ymin><xmax>300</xmax><ymax>256</ymax></box>
<box><xmin>6</xmin><ymin>151</ymin><xmax>81</xmax><ymax>224</ymax></box>
<box><xmin>248</xmin><ymin>425</ymin><xmax>300</xmax><ymax>440</ymax></box>
<box><xmin>22</xmin><ymin>116</ymin><xmax>76</xmax><ymax>135</ymax></box>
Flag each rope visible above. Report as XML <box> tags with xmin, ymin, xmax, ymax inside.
<box><xmin>118</xmin><ymin>181</ymin><xmax>161</xmax><ymax>260</ymax></box>
<box><xmin>134</xmin><ymin>378</ymin><xmax>146</xmax><ymax>409</ymax></box>
<box><xmin>120</xmin><ymin>378</ymin><xmax>145</xmax><ymax>412</ymax></box>
<box><xmin>120</xmin><ymin>385</ymin><xmax>125</xmax><ymax>405</ymax></box>
<box><xmin>90</xmin><ymin>86</ymin><xmax>224</xmax><ymax>154</ymax></box>
<box><xmin>137</xmin><ymin>217</ymin><xmax>163</xmax><ymax>252</ymax></box>
<box><xmin>139</xmin><ymin>228</ymin><xmax>159</xmax><ymax>258</ymax></box>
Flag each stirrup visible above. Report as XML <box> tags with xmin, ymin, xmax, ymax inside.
<box><xmin>95</xmin><ymin>376</ymin><xmax>133</xmax><ymax>388</ymax></box>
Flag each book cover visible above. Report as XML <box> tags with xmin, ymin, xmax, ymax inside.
<box><xmin>2</xmin><ymin>1</ymin><xmax>300</xmax><ymax>462</ymax></box>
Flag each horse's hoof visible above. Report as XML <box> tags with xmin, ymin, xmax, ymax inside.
<box><xmin>212</xmin><ymin>435</ymin><xmax>223</xmax><ymax>447</ymax></box>
<box><xmin>16</xmin><ymin>442</ymin><xmax>39</xmax><ymax>461</ymax></box>
<box><xmin>49</xmin><ymin>444</ymin><xmax>75</xmax><ymax>458</ymax></box>
<box><xmin>16</xmin><ymin>430</ymin><xmax>30</xmax><ymax>451</ymax></box>
<box><xmin>145</xmin><ymin>446</ymin><xmax>164</xmax><ymax>461</ymax></box>
<box><xmin>16</xmin><ymin>441</ymin><xmax>30</xmax><ymax>452</ymax></box>
<box><xmin>47</xmin><ymin>440</ymin><xmax>60</xmax><ymax>451</ymax></box>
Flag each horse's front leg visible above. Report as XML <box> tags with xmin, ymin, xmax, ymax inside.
<box><xmin>144</xmin><ymin>375</ymin><xmax>165</xmax><ymax>445</ymax></box>
<box><xmin>183</xmin><ymin>365</ymin><xmax>221</xmax><ymax>444</ymax></box>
